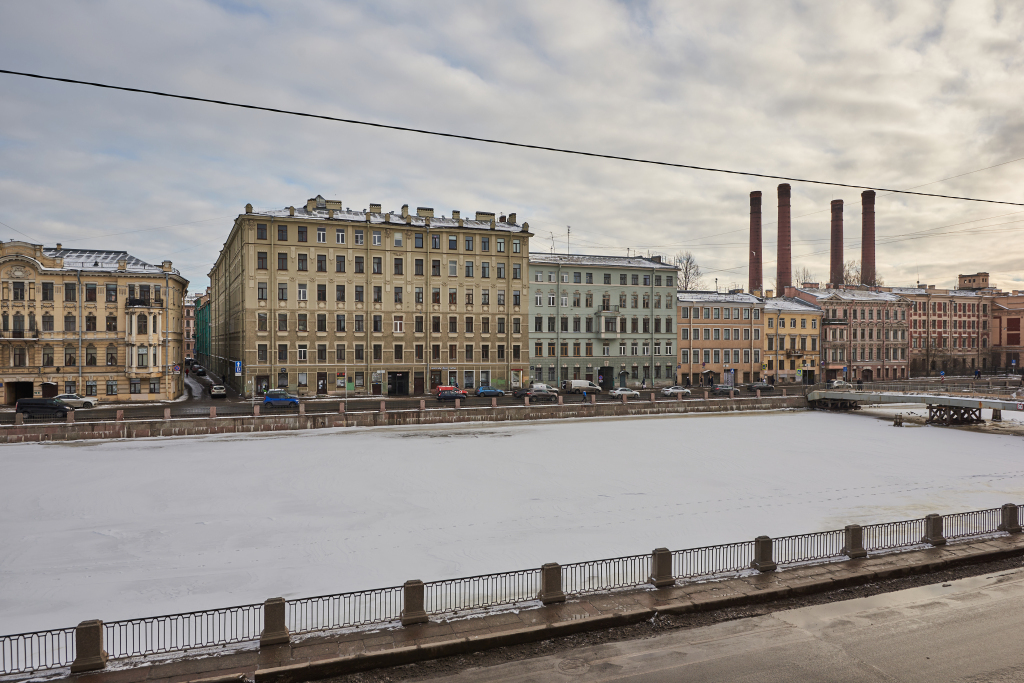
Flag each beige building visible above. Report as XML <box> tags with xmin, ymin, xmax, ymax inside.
<box><xmin>677</xmin><ymin>291</ymin><xmax>765</xmax><ymax>386</ymax></box>
<box><xmin>763</xmin><ymin>296</ymin><xmax>822</xmax><ymax>385</ymax></box>
<box><xmin>209</xmin><ymin>196</ymin><xmax>532</xmax><ymax>397</ymax></box>
<box><xmin>0</xmin><ymin>241</ymin><xmax>189</xmax><ymax>403</ymax></box>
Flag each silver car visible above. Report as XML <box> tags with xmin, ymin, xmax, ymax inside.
<box><xmin>55</xmin><ymin>393</ymin><xmax>95</xmax><ymax>409</ymax></box>
<box><xmin>609</xmin><ymin>387</ymin><xmax>641</xmax><ymax>399</ymax></box>
<box><xmin>661</xmin><ymin>386</ymin><xmax>691</xmax><ymax>397</ymax></box>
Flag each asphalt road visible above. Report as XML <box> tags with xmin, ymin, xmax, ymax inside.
<box><xmin>412</xmin><ymin>567</ymin><xmax>1024</xmax><ymax>682</ymax></box>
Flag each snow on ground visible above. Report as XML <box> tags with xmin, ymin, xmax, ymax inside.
<box><xmin>1</xmin><ymin>410</ymin><xmax>1023</xmax><ymax>634</ymax></box>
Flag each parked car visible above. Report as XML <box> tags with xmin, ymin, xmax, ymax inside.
<box><xmin>523</xmin><ymin>388</ymin><xmax>557</xmax><ymax>402</ymax></box>
<box><xmin>661</xmin><ymin>386</ymin><xmax>691</xmax><ymax>397</ymax></box>
<box><xmin>475</xmin><ymin>386</ymin><xmax>504</xmax><ymax>397</ymax></box>
<box><xmin>262</xmin><ymin>389</ymin><xmax>299</xmax><ymax>408</ymax></box>
<box><xmin>609</xmin><ymin>387</ymin><xmax>641</xmax><ymax>399</ymax></box>
<box><xmin>747</xmin><ymin>382</ymin><xmax>775</xmax><ymax>393</ymax></box>
<box><xmin>210</xmin><ymin>385</ymin><xmax>227</xmax><ymax>398</ymax></box>
<box><xmin>709</xmin><ymin>384</ymin><xmax>736</xmax><ymax>396</ymax></box>
<box><xmin>830</xmin><ymin>380</ymin><xmax>853</xmax><ymax>389</ymax></box>
<box><xmin>436</xmin><ymin>389</ymin><xmax>468</xmax><ymax>401</ymax></box>
<box><xmin>434</xmin><ymin>385</ymin><xmax>468</xmax><ymax>398</ymax></box>
<box><xmin>55</xmin><ymin>393</ymin><xmax>95</xmax><ymax>408</ymax></box>
<box><xmin>193</xmin><ymin>367</ymin><xmax>207</xmax><ymax>377</ymax></box>
<box><xmin>532</xmin><ymin>383</ymin><xmax>560</xmax><ymax>394</ymax></box>
<box><xmin>16</xmin><ymin>397</ymin><xmax>74</xmax><ymax>419</ymax></box>
<box><xmin>512</xmin><ymin>386</ymin><xmax>532</xmax><ymax>399</ymax></box>
<box><xmin>566</xmin><ymin>380</ymin><xmax>601</xmax><ymax>394</ymax></box>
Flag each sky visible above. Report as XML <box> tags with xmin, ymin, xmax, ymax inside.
<box><xmin>1</xmin><ymin>0</ymin><xmax>1023</xmax><ymax>294</ymax></box>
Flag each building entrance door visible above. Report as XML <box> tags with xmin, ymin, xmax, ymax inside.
<box><xmin>316</xmin><ymin>373</ymin><xmax>327</xmax><ymax>394</ymax></box>
<box><xmin>41</xmin><ymin>382</ymin><xmax>58</xmax><ymax>398</ymax></box>
<box><xmin>387</xmin><ymin>371</ymin><xmax>409</xmax><ymax>396</ymax></box>
<box><xmin>5</xmin><ymin>381</ymin><xmax>33</xmax><ymax>405</ymax></box>
<box><xmin>254</xmin><ymin>376</ymin><xmax>270</xmax><ymax>395</ymax></box>
<box><xmin>430</xmin><ymin>370</ymin><xmax>442</xmax><ymax>390</ymax></box>
<box><xmin>414</xmin><ymin>372</ymin><xmax>424</xmax><ymax>395</ymax></box>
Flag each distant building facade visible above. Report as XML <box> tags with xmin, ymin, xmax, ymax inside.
<box><xmin>194</xmin><ymin>288</ymin><xmax>210</xmax><ymax>368</ymax></box>
<box><xmin>763</xmin><ymin>296</ymin><xmax>822</xmax><ymax>384</ymax></box>
<box><xmin>888</xmin><ymin>286</ymin><xmax>992</xmax><ymax>376</ymax></box>
<box><xmin>676</xmin><ymin>291</ymin><xmax>764</xmax><ymax>386</ymax></box>
<box><xmin>0</xmin><ymin>241</ymin><xmax>188</xmax><ymax>403</ymax></box>
<box><xmin>529</xmin><ymin>254</ymin><xmax>678</xmax><ymax>389</ymax></box>
<box><xmin>183</xmin><ymin>292</ymin><xmax>198</xmax><ymax>359</ymax></box>
<box><xmin>209</xmin><ymin>196</ymin><xmax>532</xmax><ymax>397</ymax></box>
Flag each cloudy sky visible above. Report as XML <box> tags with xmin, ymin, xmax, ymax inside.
<box><xmin>1</xmin><ymin>0</ymin><xmax>1023</xmax><ymax>293</ymax></box>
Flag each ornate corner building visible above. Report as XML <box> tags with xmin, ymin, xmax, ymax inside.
<box><xmin>0</xmin><ymin>241</ymin><xmax>189</xmax><ymax>403</ymax></box>
<box><xmin>208</xmin><ymin>196</ymin><xmax>532</xmax><ymax>397</ymax></box>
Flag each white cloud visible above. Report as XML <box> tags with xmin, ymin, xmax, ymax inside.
<box><xmin>0</xmin><ymin>0</ymin><xmax>1022</xmax><ymax>292</ymax></box>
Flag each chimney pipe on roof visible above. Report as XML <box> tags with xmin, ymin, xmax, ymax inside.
<box><xmin>777</xmin><ymin>184</ymin><xmax>792</xmax><ymax>294</ymax></box>
<box><xmin>749</xmin><ymin>191</ymin><xmax>762</xmax><ymax>294</ymax></box>
<box><xmin>861</xmin><ymin>191</ymin><xmax>875</xmax><ymax>285</ymax></box>
<box><xmin>830</xmin><ymin>199</ymin><xmax>844</xmax><ymax>286</ymax></box>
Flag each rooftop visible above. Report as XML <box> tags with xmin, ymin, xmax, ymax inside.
<box><xmin>765</xmin><ymin>296</ymin><xmax>822</xmax><ymax>313</ymax></box>
<box><xmin>796</xmin><ymin>287</ymin><xmax>906</xmax><ymax>303</ymax></box>
<box><xmin>677</xmin><ymin>290</ymin><xmax>763</xmax><ymax>304</ymax></box>
<box><xmin>889</xmin><ymin>287</ymin><xmax>984</xmax><ymax>297</ymax></box>
<box><xmin>41</xmin><ymin>248</ymin><xmax>175</xmax><ymax>275</ymax></box>
<box><xmin>530</xmin><ymin>253</ymin><xmax>678</xmax><ymax>270</ymax></box>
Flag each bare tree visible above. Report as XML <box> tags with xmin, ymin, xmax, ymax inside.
<box><xmin>673</xmin><ymin>251</ymin><xmax>705</xmax><ymax>291</ymax></box>
<box><xmin>793</xmin><ymin>266</ymin><xmax>817</xmax><ymax>287</ymax></box>
<box><xmin>840</xmin><ymin>259</ymin><xmax>884</xmax><ymax>287</ymax></box>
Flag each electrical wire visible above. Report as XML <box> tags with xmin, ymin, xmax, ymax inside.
<box><xmin>3</xmin><ymin>68</ymin><xmax>1024</xmax><ymax>207</ymax></box>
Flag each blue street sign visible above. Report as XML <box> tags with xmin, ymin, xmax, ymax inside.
<box><xmin>234</xmin><ymin>361</ymin><xmax>242</xmax><ymax>374</ymax></box>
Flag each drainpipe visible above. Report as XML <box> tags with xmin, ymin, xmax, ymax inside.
<box><xmin>77</xmin><ymin>270</ymin><xmax>83</xmax><ymax>391</ymax></box>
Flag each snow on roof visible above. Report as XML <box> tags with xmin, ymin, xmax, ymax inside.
<box><xmin>42</xmin><ymin>248</ymin><xmax>173</xmax><ymax>275</ymax></box>
<box><xmin>796</xmin><ymin>287</ymin><xmax>905</xmax><ymax>302</ymax></box>
<box><xmin>530</xmin><ymin>253</ymin><xmax>678</xmax><ymax>270</ymax></box>
<box><xmin>764</xmin><ymin>296</ymin><xmax>822</xmax><ymax>312</ymax></box>
<box><xmin>889</xmin><ymin>286</ymin><xmax>983</xmax><ymax>297</ymax></box>
<box><xmin>677</xmin><ymin>291</ymin><xmax>763</xmax><ymax>304</ymax></box>
<box><xmin>250</xmin><ymin>207</ymin><xmax>527</xmax><ymax>233</ymax></box>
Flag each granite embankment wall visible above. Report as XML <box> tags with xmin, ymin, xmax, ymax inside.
<box><xmin>0</xmin><ymin>395</ymin><xmax>808</xmax><ymax>443</ymax></box>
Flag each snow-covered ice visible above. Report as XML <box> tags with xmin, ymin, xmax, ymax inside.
<box><xmin>1</xmin><ymin>410</ymin><xmax>1023</xmax><ymax>634</ymax></box>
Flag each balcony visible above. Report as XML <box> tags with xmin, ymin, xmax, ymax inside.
<box><xmin>822</xmin><ymin>317</ymin><xmax>848</xmax><ymax>325</ymax></box>
<box><xmin>595</xmin><ymin>305</ymin><xmax>620</xmax><ymax>315</ymax></box>
<box><xmin>126</xmin><ymin>298</ymin><xmax>163</xmax><ymax>308</ymax></box>
<box><xmin>785</xmin><ymin>349</ymin><xmax>805</xmax><ymax>358</ymax></box>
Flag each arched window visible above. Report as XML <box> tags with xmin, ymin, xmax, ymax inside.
<box><xmin>137</xmin><ymin>314</ymin><xmax>148</xmax><ymax>334</ymax></box>
<box><xmin>86</xmin><ymin>345</ymin><xmax>97</xmax><ymax>366</ymax></box>
<box><xmin>64</xmin><ymin>345</ymin><xmax>76</xmax><ymax>367</ymax></box>
<box><xmin>106</xmin><ymin>345</ymin><xmax>118</xmax><ymax>366</ymax></box>
<box><xmin>277</xmin><ymin>369</ymin><xmax>288</xmax><ymax>388</ymax></box>
<box><xmin>42</xmin><ymin>345</ymin><xmax>54</xmax><ymax>366</ymax></box>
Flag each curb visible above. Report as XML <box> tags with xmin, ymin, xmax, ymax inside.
<box><xmin>253</xmin><ymin>539</ymin><xmax>1024</xmax><ymax>683</ymax></box>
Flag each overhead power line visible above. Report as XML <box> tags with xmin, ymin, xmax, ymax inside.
<box><xmin>3</xmin><ymin>68</ymin><xmax>1024</xmax><ymax>207</ymax></box>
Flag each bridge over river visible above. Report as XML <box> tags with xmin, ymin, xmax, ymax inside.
<box><xmin>807</xmin><ymin>385</ymin><xmax>1024</xmax><ymax>425</ymax></box>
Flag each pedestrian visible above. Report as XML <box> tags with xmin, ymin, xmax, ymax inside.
<box><xmin>685</xmin><ymin>376</ymin><xmax>691</xmax><ymax>388</ymax></box>
<box><xmin>582</xmin><ymin>390</ymin><xmax>587</xmax><ymax>403</ymax></box>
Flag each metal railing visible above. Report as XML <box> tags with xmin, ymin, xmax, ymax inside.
<box><xmin>424</xmin><ymin>569</ymin><xmax>541</xmax><ymax>614</ymax></box>
<box><xmin>0</xmin><ymin>627</ymin><xmax>75</xmax><ymax>674</ymax></box>
<box><xmin>103</xmin><ymin>602</ymin><xmax>263</xmax><ymax>659</ymax></box>
<box><xmin>774</xmin><ymin>529</ymin><xmax>845</xmax><ymax>565</ymax></box>
<box><xmin>943</xmin><ymin>508</ymin><xmax>1001</xmax><ymax>540</ymax></box>
<box><xmin>287</xmin><ymin>586</ymin><xmax>403</xmax><ymax>635</ymax></box>
<box><xmin>862</xmin><ymin>517</ymin><xmax>928</xmax><ymax>551</ymax></box>
<box><xmin>671</xmin><ymin>541</ymin><xmax>754</xmax><ymax>579</ymax></box>
<box><xmin>562</xmin><ymin>554</ymin><xmax>650</xmax><ymax>596</ymax></box>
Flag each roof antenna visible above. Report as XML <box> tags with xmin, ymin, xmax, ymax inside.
<box><xmin>549</xmin><ymin>231</ymin><xmax>555</xmax><ymax>254</ymax></box>
<box><xmin>566</xmin><ymin>225</ymin><xmax>570</xmax><ymax>254</ymax></box>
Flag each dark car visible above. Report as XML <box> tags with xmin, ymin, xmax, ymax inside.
<box><xmin>709</xmin><ymin>384</ymin><xmax>736</xmax><ymax>396</ymax></box>
<box><xmin>436</xmin><ymin>389</ymin><xmax>467</xmax><ymax>401</ymax></box>
<box><xmin>523</xmin><ymin>388</ymin><xmax>557</xmax><ymax>402</ymax></box>
<box><xmin>193</xmin><ymin>367</ymin><xmax>207</xmax><ymax>377</ymax></box>
<box><xmin>748</xmin><ymin>382</ymin><xmax>775</xmax><ymax>393</ymax></box>
<box><xmin>512</xmin><ymin>386</ymin><xmax>531</xmax><ymax>399</ymax></box>
<box><xmin>16</xmin><ymin>397</ymin><xmax>74</xmax><ymax>419</ymax></box>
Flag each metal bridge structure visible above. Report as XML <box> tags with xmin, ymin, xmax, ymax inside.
<box><xmin>806</xmin><ymin>387</ymin><xmax>1024</xmax><ymax>425</ymax></box>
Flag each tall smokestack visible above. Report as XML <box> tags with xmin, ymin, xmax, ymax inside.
<box><xmin>830</xmin><ymin>199</ymin><xmax>844</xmax><ymax>286</ymax></box>
<box><xmin>861</xmin><ymin>190</ymin><xmax>875</xmax><ymax>286</ymax></box>
<box><xmin>777</xmin><ymin>184</ymin><xmax>791</xmax><ymax>293</ymax></box>
<box><xmin>749</xmin><ymin>191</ymin><xmax>762</xmax><ymax>294</ymax></box>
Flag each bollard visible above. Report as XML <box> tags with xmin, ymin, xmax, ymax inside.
<box><xmin>756</xmin><ymin>389</ymin><xmax>761</xmax><ymax>399</ymax></box>
<box><xmin>650</xmin><ymin>392</ymin><xmax>656</xmax><ymax>403</ymax></box>
<box><xmin>260</xmin><ymin>597</ymin><xmax>290</xmax><ymax>646</ymax></box>
<box><xmin>704</xmin><ymin>390</ymin><xmax>709</xmax><ymax>400</ymax></box>
<box><xmin>400</xmin><ymin>579</ymin><xmax>429</xmax><ymax>625</ymax></box>
<box><xmin>164</xmin><ymin>407</ymin><xmax>171</xmax><ymax>420</ymax></box>
<box><xmin>843</xmin><ymin>524</ymin><xmax>867</xmax><ymax>559</ymax></box>
<box><xmin>558</xmin><ymin>395</ymin><xmax>563</xmax><ymax>405</ymax></box>
<box><xmin>492</xmin><ymin>397</ymin><xmax>497</xmax><ymax>408</ymax></box>
<box><xmin>590</xmin><ymin>393</ymin><xmax>596</xmax><ymax>405</ymax></box>
<box><xmin>783</xmin><ymin>388</ymin><xmax>787</xmax><ymax>397</ymax></box>
<box><xmin>66</xmin><ymin>410</ymin><xmax>74</xmax><ymax>424</ymax></box>
<box><xmin>14</xmin><ymin>412</ymin><xmax>23</xmax><ymax>425</ymax></box>
<box><xmin>380</xmin><ymin>400</ymin><xmax>386</xmax><ymax>414</ymax></box>
<box><xmin>998</xmin><ymin>503</ymin><xmax>1022</xmax><ymax>534</ymax></box>
<box><xmin>648</xmin><ymin>548</ymin><xmax>674</xmax><ymax>587</ymax></box>
<box><xmin>455</xmin><ymin>398</ymin><xmax>461</xmax><ymax>409</ymax></box>
<box><xmin>750</xmin><ymin>535</ymin><xmax>777</xmax><ymax>572</ymax></box>
<box><xmin>339</xmin><ymin>401</ymin><xmax>346</xmax><ymax>414</ymax></box>
<box><xmin>70</xmin><ymin>620</ymin><xmax>107</xmax><ymax>672</ymax></box>
<box><xmin>525</xmin><ymin>396</ymin><xmax>530</xmax><ymax>407</ymax></box>
<box><xmin>116</xmin><ymin>409</ymin><xmax>124</xmax><ymax>421</ymax></box>
<box><xmin>253</xmin><ymin>404</ymin><xmax>260</xmax><ymax>416</ymax></box>
<box><xmin>298</xmin><ymin>403</ymin><xmax>305</xmax><ymax>416</ymax></box>
<box><xmin>209</xmin><ymin>406</ymin><xmax>217</xmax><ymax>419</ymax></box>
<box><xmin>537</xmin><ymin>563</ymin><xmax>566</xmax><ymax>604</ymax></box>
<box><xmin>420</xmin><ymin>399</ymin><xmax>426</xmax><ymax>410</ymax></box>
<box><xmin>729</xmin><ymin>389</ymin><xmax>735</xmax><ymax>399</ymax></box>
<box><xmin>922</xmin><ymin>513</ymin><xmax>947</xmax><ymax>546</ymax></box>
<box><xmin>621</xmin><ymin>393</ymin><xmax>627</xmax><ymax>404</ymax></box>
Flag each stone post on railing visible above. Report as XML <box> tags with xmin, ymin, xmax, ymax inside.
<box><xmin>116</xmin><ymin>409</ymin><xmax>124</xmax><ymax>421</ymax></box>
<box><xmin>750</xmin><ymin>535</ymin><xmax>777</xmax><ymax>572</ymax></box>
<box><xmin>419</xmin><ymin>399</ymin><xmax>425</xmax><ymax>410</ymax></box>
<box><xmin>537</xmin><ymin>563</ymin><xmax>566</xmax><ymax>604</ymax></box>
<box><xmin>648</xmin><ymin>548</ymin><xmax>674</xmax><ymax>587</ymax></box>
<box><xmin>164</xmin><ymin>407</ymin><xmax>172</xmax><ymax>419</ymax></box>
<box><xmin>922</xmin><ymin>513</ymin><xmax>947</xmax><ymax>546</ymax></box>
<box><xmin>253</xmin><ymin>404</ymin><xmax>260</xmax><ymax>416</ymax></box>
<box><xmin>590</xmin><ymin>394</ymin><xmax>596</xmax><ymax>405</ymax></box>
<box><xmin>704</xmin><ymin>390</ymin><xmax>709</xmax><ymax>400</ymax></box>
<box><xmin>339</xmin><ymin>401</ymin><xmax>346</xmax><ymax>414</ymax></box>
<box><xmin>380</xmin><ymin>400</ymin><xmax>386</xmax><ymax>414</ymax></box>
<box><xmin>401</xmin><ymin>579</ymin><xmax>429</xmax><ymax>625</ymax></box>
<box><xmin>783</xmin><ymin>388</ymin><xmax>787</xmax><ymax>397</ymax></box>
<box><xmin>998</xmin><ymin>503</ymin><xmax>1022</xmax><ymax>533</ymax></box>
<box><xmin>621</xmin><ymin>393</ymin><xmax>627</xmax><ymax>404</ymax></box>
<box><xmin>260</xmin><ymin>597</ymin><xmax>290</xmax><ymax>646</ymax></box>
<box><xmin>14</xmin><ymin>412</ymin><xmax>23</xmax><ymax>425</ymax></box>
<box><xmin>756</xmin><ymin>389</ymin><xmax>761</xmax><ymax>399</ymax></box>
<box><xmin>70</xmin><ymin>620</ymin><xmax>107</xmax><ymax>673</ymax></box>
<box><xmin>558</xmin><ymin>395</ymin><xmax>563</xmax><ymax>405</ymax></box>
<box><xmin>455</xmin><ymin>398</ymin><xmax>461</xmax><ymax>409</ymax></box>
<box><xmin>209</xmin><ymin>406</ymin><xmax>216</xmax><ymax>419</ymax></box>
<box><xmin>525</xmin><ymin>396</ymin><xmax>530</xmax><ymax>407</ymax></box>
<box><xmin>298</xmin><ymin>403</ymin><xmax>305</xmax><ymax>416</ymax></box>
<box><xmin>67</xmin><ymin>410</ymin><xmax>74</xmax><ymax>424</ymax></box>
<box><xmin>843</xmin><ymin>524</ymin><xmax>867</xmax><ymax>558</ymax></box>
<box><xmin>492</xmin><ymin>397</ymin><xmax>497</xmax><ymax>408</ymax></box>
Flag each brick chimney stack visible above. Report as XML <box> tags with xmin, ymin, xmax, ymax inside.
<box><xmin>749</xmin><ymin>191</ymin><xmax>762</xmax><ymax>294</ymax></box>
<box><xmin>776</xmin><ymin>184</ymin><xmax>792</xmax><ymax>293</ymax></box>
<box><xmin>830</xmin><ymin>199</ymin><xmax>844</xmax><ymax>286</ymax></box>
<box><xmin>861</xmin><ymin>190</ymin><xmax>875</xmax><ymax>285</ymax></box>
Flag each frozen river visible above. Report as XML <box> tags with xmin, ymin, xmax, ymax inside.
<box><xmin>2</xmin><ymin>409</ymin><xmax>1023</xmax><ymax>634</ymax></box>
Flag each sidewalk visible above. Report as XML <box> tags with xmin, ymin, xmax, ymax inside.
<box><xmin>37</xmin><ymin>532</ymin><xmax>1024</xmax><ymax>683</ymax></box>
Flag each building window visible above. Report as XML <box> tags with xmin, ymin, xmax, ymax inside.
<box><xmin>107</xmin><ymin>380</ymin><xmax>119</xmax><ymax>395</ymax></box>
<box><xmin>257</xmin><ymin>251</ymin><xmax>267</xmax><ymax>269</ymax></box>
<box><xmin>278</xmin><ymin>253</ymin><xmax>288</xmax><ymax>270</ymax></box>
<box><xmin>258</xmin><ymin>282</ymin><xmax>267</xmax><ymax>300</ymax></box>
<box><xmin>257</xmin><ymin>223</ymin><xmax>267</xmax><ymax>239</ymax></box>
<box><xmin>297</xmin><ymin>284</ymin><xmax>307</xmax><ymax>301</ymax></box>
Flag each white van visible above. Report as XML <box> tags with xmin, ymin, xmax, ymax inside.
<box><xmin>566</xmin><ymin>380</ymin><xmax>601</xmax><ymax>394</ymax></box>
